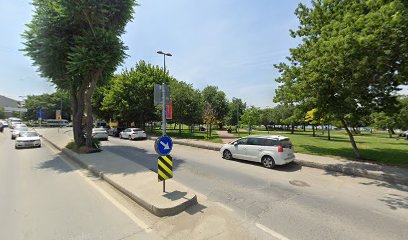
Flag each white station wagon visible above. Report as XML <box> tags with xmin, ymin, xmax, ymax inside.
<box><xmin>220</xmin><ymin>135</ymin><xmax>295</xmax><ymax>168</ymax></box>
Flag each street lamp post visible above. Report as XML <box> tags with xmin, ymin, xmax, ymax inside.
<box><xmin>157</xmin><ymin>51</ymin><xmax>172</xmax><ymax>137</ymax></box>
<box><xmin>237</xmin><ymin>105</ymin><xmax>240</xmax><ymax>136</ymax></box>
<box><xmin>157</xmin><ymin>50</ymin><xmax>172</xmax><ymax>193</ymax></box>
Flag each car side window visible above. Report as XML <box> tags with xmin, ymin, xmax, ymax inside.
<box><xmin>247</xmin><ymin>138</ymin><xmax>262</xmax><ymax>146</ymax></box>
<box><xmin>236</xmin><ymin>138</ymin><xmax>248</xmax><ymax>145</ymax></box>
<box><xmin>263</xmin><ymin>139</ymin><xmax>279</xmax><ymax>146</ymax></box>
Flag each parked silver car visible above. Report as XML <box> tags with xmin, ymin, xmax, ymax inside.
<box><xmin>119</xmin><ymin>128</ymin><xmax>147</xmax><ymax>140</ymax></box>
<box><xmin>92</xmin><ymin>128</ymin><xmax>109</xmax><ymax>141</ymax></box>
<box><xmin>220</xmin><ymin>135</ymin><xmax>295</xmax><ymax>168</ymax></box>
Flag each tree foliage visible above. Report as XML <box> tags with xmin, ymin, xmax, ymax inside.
<box><xmin>102</xmin><ymin>60</ymin><xmax>165</xmax><ymax>127</ymax></box>
<box><xmin>274</xmin><ymin>0</ymin><xmax>408</xmax><ymax>158</ymax></box>
<box><xmin>226</xmin><ymin>97</ymin><xmax>246</xmax><ymax>126</ymax></box>
<box><xmin>202</xmin><ymin>86</ymin><xmax>229</xmax><ymax>128</ymax></box>
<box><xmin>241</xmin><ymin>106</ymin><xmax>261</xmax><ymax>134</ymax></box>
<box><xmin>23</xmin><ymin>90</ymin><xmax>71</xmax><ymax>121</ymax></box>
<box><xmin>22</xmin><ymin>0</ymin><xmax>137</xmax><ymax>148</ymax></box>
<box><xmin>170</xmin><ymin>80</ymin><xmax>204</xmax><ymax>129</ymax></box>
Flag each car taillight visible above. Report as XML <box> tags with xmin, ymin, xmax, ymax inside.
<box><xmin>277</xmin><ymin>146</ymin><xmax>283</xmax><ymax>152</ymax></box>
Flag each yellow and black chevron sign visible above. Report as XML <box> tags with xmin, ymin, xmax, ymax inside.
<box><xmin>158</xmin><ymin>155</ymin><xmax>173</xmax><ymax>182</ymax></box>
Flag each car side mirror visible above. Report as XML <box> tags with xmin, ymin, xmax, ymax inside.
<box><xmin>233</xmin><ymin>142</ymin><xmax>239</xmax><ymax>146</ymax></box>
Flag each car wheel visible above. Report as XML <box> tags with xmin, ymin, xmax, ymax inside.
<box><xmin>223</xmin><ymin>150</ymin><xmax>233</xmax><ymax>160</ymax></box>
<box><xmin>128</xmin><ymin>135</ymin><xmax>132</xmax><ymax>140</ymax></box>
<box><xmin>262</xmin><ymin>156</ymin><xmax>275</xmax><ymax>169</ymax></box>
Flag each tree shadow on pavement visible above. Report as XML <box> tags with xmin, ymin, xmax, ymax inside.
<box><xmin>37</xmin><ymin>154</ymin><xmax>76</xmax><ymax>173</ymax></box>
<box><xmin>379</xmin><ymin>193</ymin><xmax>408</xmax><ymax>210</ymax></box>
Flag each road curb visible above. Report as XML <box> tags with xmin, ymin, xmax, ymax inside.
<box><xmin>40</xmin><ymin>134</ymin><xmax>198</xmax><ymax>217</ymax></box>
<box><xmin>149</xmin><ymin>136</ymin><xmax>408</xmax><ymax>186</ymax></box>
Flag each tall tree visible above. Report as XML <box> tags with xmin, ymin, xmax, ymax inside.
<box><xmin>169</xmin><ymin>80</ymin><xmax>204</xmax><ymax>132</ymax></box>
<box><xmin>22</xmin><ymin>0</ymin><xmax>137</xmax><ymax>149</ymax></box>
<box><xmin>202</xmin><ymin>86</ymin><xmax>229</xmax><ymax>129</ymax></box>
<box><xmin>241</xmin><ymin>106</ymin><xmax>261</xmax><ymax>135</ymax></box>
<box><xmin>275</xmin><ymin>0</ymin><xmax>408</xmax><ymax>159</ymax></box>
<box><xmin>226</xmin><ymin>97</ymin><xmax>246</xmax><ymax>127</ymax></box>
<box><xmin>23</xmin><ymin>90</ymin><xmax>71</xmax><ymax>121</ymax></box>
<box><xmin>102</xmin><ymin>61</ymin><xmax>168</xmax><ymax>128</ymax></box>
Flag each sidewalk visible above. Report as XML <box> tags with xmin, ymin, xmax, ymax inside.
<box><xmin>152</xmin><ymin>134</ymin><xmax>408</xmax><ymax>186</ymax></box>
<box><xmin>36</xmin><ymin>128</ymin><xmax>197</xmax><ymax>217</ymax></box>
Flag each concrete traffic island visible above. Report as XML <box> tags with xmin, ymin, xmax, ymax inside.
<box><xmin>102</xmin><ymin>171</ymin><xmax>198</xmax><ymax>217</ymax></box>
<box><xmin>36</xmin><ymin>128</ymin><xmax>198</xmax><ymax>217</ymax></box>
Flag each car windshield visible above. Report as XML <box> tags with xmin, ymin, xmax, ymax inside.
<box><xmin>20</xmin><ymin>132</ymin><xmax>38</xmax><ymax>137</ymax></box>
<box><xmin>15</xmin><ymin>127</ymin><xmax>28</xmax><ymax>131</ymax></box>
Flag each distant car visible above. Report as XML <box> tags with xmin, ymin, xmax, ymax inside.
<box><xmin>92</xmin><ymin>128</ymin><xmax>108</xmax><ymax>141</ymax></box>
<box><xmin>0</xmin><ymin>120</ymin><xmax>8</xmax><ymax>128</ymax></box>
<box><xmin>11</xmin><ymin>125</ymin><xmax>29</xmax><ymax>140</ymax></box>
<box><xmin>220</xmin><ymin>135</ymin><xmax>295</xmax><ymax>168</ymax></box>
<box><xmin>15</xmin><ymin>131</ymin><xmax>41</xmax><ymax>149</ymax></box>
<box><xmin>107</xmin><ymin>127</ymin><xmax>126</xmax><ymax>137</ymax></box>
<box><xmin>119</xmin><ymin>128</ymin><xmax>147</xmax><ymax>140</ymax></box>
<box><xmin>9</xmin><ymin>119</ymin><xmax>22</xmax><ymax>129</ymax></box>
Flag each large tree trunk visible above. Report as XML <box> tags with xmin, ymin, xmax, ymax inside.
<box><xmin>85</xmin><ymin>70</ymin><xmax>101</xmax><ymax>149</ymax></box>
<box><xmin>72</xmin><ymin>83</ymin><xmax>86</xmax><ymax>147</ymax></box>
<box><xmin>341</xmin><ymin>119</ymin><xmax>362</xmax><ymax>159</ymax></box>
<box><xmin>312</xmin><ymin>125</ymin><xmax>315</xmax><ymax>137</ymax></box>
<box><xmin>179</xmin><ymin>123</ymin><xmax>181</xmax><ymax>134</ymax></box>
<box><xmin>291</xmin><ymin>124</ymin><xmax>294</xmax><ymax>134</ymax></box>
<box><xmin>327</xmin><ymin>125</ymin><xmax>331</xmax><ymax>140</ymax></box>
<box><xmin>388</xmin><ymin>129</ymin><xmax>393</xmax><ymax>138</ymax></box>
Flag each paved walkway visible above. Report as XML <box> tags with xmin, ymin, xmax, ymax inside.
<box><xmin>216</xmin><ymin>131</ymin><xmax>239</xmax><ymax>143</ymax></box>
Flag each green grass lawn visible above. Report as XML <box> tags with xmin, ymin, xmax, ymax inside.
<box><xmin>232</xmin><ymin>129</ymin><xmax>408</xmax><ymax>167</ymax></box>
<box><xmin>147</xmin><ymin>126</ymin><xmax>223</xmax><ymax>144</ymax></box>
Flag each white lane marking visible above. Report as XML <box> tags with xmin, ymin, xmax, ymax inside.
<box><xmin>255</xmin><ymin>223</ymin><xmax>290</xmax><ymax>240</ymax></box>
<box><xmin>215</xmin><ymin>202</ymin><xmax>234</xmax><ymax>212</ymax></box>
<box><xmin>47</xmin><ymin>144</ymin><xmax>152</xmax><ymax>233</ymax></box>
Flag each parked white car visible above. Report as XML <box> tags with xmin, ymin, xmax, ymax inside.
<box><xmin>15</xmin><ymin>131</ymin><xmax>41</xmax><ymax>149</ymax></box>
<box><xmin>92</xmin><ymin>128</ymin><xmax>109</xmax><ymax>140</ymax></box>
<box><xmin>11</xmin><ymin>124</ymin><xmax>29</xmax><ymax>140</ymax></box>
<box><xmin>220</xmin><ymin>135</ymin><xmax>295</xmax><ymax>168</ymax></box>
<box><xmin>119</xmin><ymin>128</ymin><xmax>147</xmax><ymax>140</ymax></box>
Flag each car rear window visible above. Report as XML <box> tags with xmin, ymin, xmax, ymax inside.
<box><xmin>279</xmin><ymin>139</ymin><xmax>292</xmax><ymax>148</ymax></box>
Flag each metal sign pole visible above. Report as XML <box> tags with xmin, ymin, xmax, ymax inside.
<box><xmin>162</xmin><ymin>54</ymin><xmax>166</xmax><ymax>193</ymax></box>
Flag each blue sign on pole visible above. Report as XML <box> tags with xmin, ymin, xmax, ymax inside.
<box><xmin>155</xmin><ymin>136</ymin><xmax>173</xmax><ymax>156</ymax></box>
<box><xmin>36</xmin><ymin>109</ymin><xmax>46</xmax><ymax>119</ymax></box>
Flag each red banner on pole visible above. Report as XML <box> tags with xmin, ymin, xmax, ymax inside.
<box><xmin>165</xmin><ymin>98</ymin><xmax>172</xmax><ymax>119</ymax></box>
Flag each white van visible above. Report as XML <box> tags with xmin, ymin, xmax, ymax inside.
<box><xmin>45</xmin><ymin>119</ymin><xmax>69</xmax><ymax>127</ymax></box>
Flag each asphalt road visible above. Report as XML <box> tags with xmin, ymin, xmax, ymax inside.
<box><xmin>102</xmin><ymin>136</ymin><xmax>408</xmax><ymax>240</ymax></box>
<box><xmin>0</xmin><ymin>130</ymin><xmax>161</xmax><ymax>240</ymax></box>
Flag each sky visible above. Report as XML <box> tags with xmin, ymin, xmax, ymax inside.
<box><xmin>0</xmin><ymin>0</ymin><xmax>406</xmax><ymax>107</ymax></box>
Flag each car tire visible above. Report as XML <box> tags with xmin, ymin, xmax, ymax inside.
<box><xmin>128</xmin><ymin>135</ymin><xmax>132</xmax><ymax>140</ymax></box>
<box><xmin>262</xmin><ymin>156</ymin><xmax>275</xmax><ymax>169</ymax></box>
<box><xmin>223</xmin><ymin>150</ymin><xmax>233</xmax><ymax>160</ymax></box>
